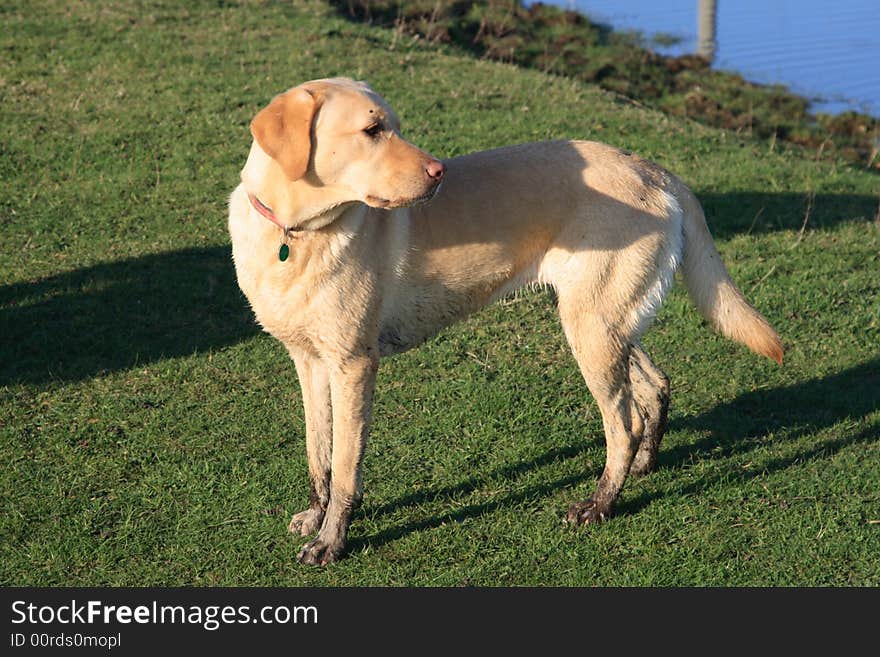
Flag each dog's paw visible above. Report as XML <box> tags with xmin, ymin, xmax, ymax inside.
<box><xmin>297</xmin><ymin>537</ymin><xmax>343</xmax><ymax>566</ymax></box>
<box><xmin>566</xmin><ymin>497</ymin><xmax>610</xmax><ymax>526</ymax></box>
<box><xmin>288</xmin><ymin>509</ymin><xmax>324</xmax><ymax>537</ymax></box>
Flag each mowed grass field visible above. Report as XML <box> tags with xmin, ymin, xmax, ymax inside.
<box><xmin>1</xmin><ymin>1</ymin><xmax>878</xmax><ymax>586</ymax></box>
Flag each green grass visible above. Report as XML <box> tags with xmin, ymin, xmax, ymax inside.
<box><xmin>1</xmin><ymin>0</ymin><xmax>878</xmax><ymax>586</ymax></box>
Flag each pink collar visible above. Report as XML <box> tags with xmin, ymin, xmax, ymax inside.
<box><xmin>247</xmin><ymin>193</ymin><xmax>294</xmax><ymax>233</ymax></box>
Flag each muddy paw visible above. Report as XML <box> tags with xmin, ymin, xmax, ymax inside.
<box><xmin>288</xmin><ymin>509</ymin><xmax>324</xmax><ymax>537</ymax></box>
<box><xmin>297</xmin><ymin>537</ymin><xmax>343</xmax><ymax>566</ymax></box>
<box><xmin>566</xmin><ymin>497</ymin><xmax>610</xmax><ymax>526</ymax></box>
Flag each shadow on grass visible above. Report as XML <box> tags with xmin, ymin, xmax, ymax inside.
<box><xmin>617</xmin><ymin>357</ymin><xmax>880</xmax><ymax>516</ymax></box>
<box><xmin>351</xmin><ymin>439</ymin><xmax>597</xmax><ymax>552</ymax></box>
<box><xmin>358</xmin><ymin>358</ymin><xmax>879</xmax><ymax>550</ymax></box>
<box><xmin>0</xmin><ymin>247</ymin><xmax>258</xmax><ymax>386</ymax></box>
<box><xmin>668</xmin><ymin>358</ymin><xmax>880</xmax><ymax>462</ymax></box>
<box><xmin>696</xmin><ymin>191</ymin><xmax>877</xmax><ymax>240</ymax></box>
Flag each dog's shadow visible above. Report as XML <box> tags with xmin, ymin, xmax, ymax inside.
<box><xmin>352</xmin><ymin>439</ymin><xmax>598</xmax><ymax>550</ymax></box>
<box><xmin>0</xmin><ymin>246</ymin><xmax>257</xmax><ymax>386</ymax></box>
<box><xmin>617</xmin><ymin>357</ymin><xmax>880</xmax><ymax>516</ymax></box>
<box><xmin>354</xmin><ymin>357</ymin><xmax>880</xmax><ymax>550</ymax></box>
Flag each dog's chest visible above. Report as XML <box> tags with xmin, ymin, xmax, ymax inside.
<box><xmin>232</xmin><ymin>247</ymin><xmax>309</xmax><ymax>341</ymax></box>
<box><xmin>229</xmin><ymin>206</ymin><xmax>313</xmax><ymax>346</ymax></box>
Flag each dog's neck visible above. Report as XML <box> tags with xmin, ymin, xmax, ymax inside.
<box><xmin>240</xmin><ymin>142</ymin><xmax>354</xmax><ymax>231</ymax></box>
<box><xmin>247</xmin><ymin>192</ymin><xmax>293</xmax><ymax>231</ymax></box>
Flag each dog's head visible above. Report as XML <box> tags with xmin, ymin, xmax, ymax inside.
<box><xmin>241</xmin><ymin>77</ymin><xmax>444</xmax><ymax>230</ymax></box>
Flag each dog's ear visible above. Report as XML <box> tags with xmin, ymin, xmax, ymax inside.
<box><xmin>250</xmin><ymin>87</ymin><xmax>316</xmax><ymax>181</ymax></box>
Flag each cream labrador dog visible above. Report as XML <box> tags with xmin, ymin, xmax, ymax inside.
<box><xmin>228</xmin><ymin>77</ymin><xmax>783</xmax><ymax>565</ymax></box>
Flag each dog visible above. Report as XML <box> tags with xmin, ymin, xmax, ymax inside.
<box><xmin>228</xmin><ymin>77</ymin><xmax>783</xmax><ymax>565</ymax></box>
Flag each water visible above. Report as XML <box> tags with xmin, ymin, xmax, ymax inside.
<box><xmin>544</xmin><ymin>0</ymin><xmax>880</xmax><ymax>116</ymax></box>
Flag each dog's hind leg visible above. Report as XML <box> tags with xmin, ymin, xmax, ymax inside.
<box><xmin>289</xmin><ymin>351</ymin><xmax>332</xmax><ymax>537</ymax></box>
<box><xmin>627</xmin><ymin>344</ymin><xmax>670</xmax><ymax>477</ymax></box>
<box><xmin>557</xmin><ymin>301</ymin><xmax>645</xmax><ymax>525</ymax></box>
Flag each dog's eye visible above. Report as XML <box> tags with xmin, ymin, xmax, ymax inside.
<box><xmin>363</xmin><ymin>123</ymin><xmax>382</xmax><ymax>138</ymax></box>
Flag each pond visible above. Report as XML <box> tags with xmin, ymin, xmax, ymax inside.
<box><xmin>543</xmin><ymin>0</ymin><xmax>880</xmax><ymax>116</ymax></box>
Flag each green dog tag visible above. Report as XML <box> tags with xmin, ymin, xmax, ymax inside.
<box><xmin>279</xmin><ymin>243</ymin><xmax>290</xmax><ymax>262</ymax></box>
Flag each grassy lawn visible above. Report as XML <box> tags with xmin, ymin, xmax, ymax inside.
<box><xmin>1</xmin><ymin>0</ymin><xmax>878</xmax><ymax>586</ymax></box>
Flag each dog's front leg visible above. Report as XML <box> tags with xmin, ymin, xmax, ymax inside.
<box><xmin>289</xmin><ymin>351</ymin><xmax>332</xmax><ymax>537</ymax></box>
<box><xmin>297</xmin><ymin>354</ymin><xmax>378</xmax><ymax>565</ymax></box>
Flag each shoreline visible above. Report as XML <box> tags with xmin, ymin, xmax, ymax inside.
<box><xmin>330</xmin><ymin>1</ymin><xmax>878</xmax><ymax>170</ymax></box>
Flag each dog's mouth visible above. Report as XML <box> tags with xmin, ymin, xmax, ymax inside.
<box><xmin>366</xmin><ymin>182</ymin><xmax>442</xmax><ymax>210</ymax></box>
<box><xmin>365</xmin><ymin>195</ymin><xmax>392</xmax><ymax>208</ymax></box>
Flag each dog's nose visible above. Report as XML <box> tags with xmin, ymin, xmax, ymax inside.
<box><xmin>425</xmin><ymin>160</ymin><xmax>445</xmax><ymax>181</ymax></box>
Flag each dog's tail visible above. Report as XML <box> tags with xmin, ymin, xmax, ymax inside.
<box><xmin>677</xmin><ymin>186</ymin><xmax>784</xmax><ymax>364</ymax></box>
